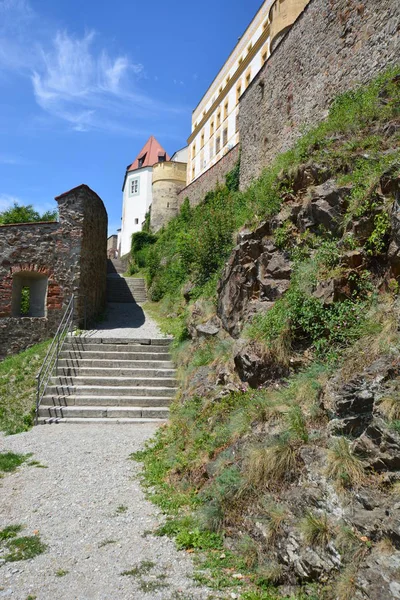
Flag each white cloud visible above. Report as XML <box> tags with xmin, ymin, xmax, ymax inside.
<box><xmin>0</xmin><ymin>154</ymin><xmax>21</xmax><ymax>165</ymax></box>
<box><xmin>0</xmin><ymin>192</ymin><xmax>56</xmax><ymax>215</ymax></box>
<box><xmin>0</xmin><ymin>193</ymin><xmax>21</xmax><ymax>210</ymax></box>
<box><xmin>0</xmin><ymin>1</ymin><xmax>187</xmax><ymax>134</ymax></box>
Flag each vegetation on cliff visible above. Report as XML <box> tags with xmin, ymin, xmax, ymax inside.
<box><xmin>0</xmin><ymin>341</ymin><xmax>50</xmax><ymax>434</ymax></box>
<box><xmin>132</xmin><ymin>68</ymin><xmax>400</xmax><ymax>599</ymax></box>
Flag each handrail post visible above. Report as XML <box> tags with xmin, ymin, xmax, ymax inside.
<box><xmin>35</xmin><ymin>374</ymin><xmax>40</xmax><ymax>426</ymax></box>
<box><xmin>56</xmin><ymin>333</ymin><xmax>60</xmax><ymax>375</ymax></box>
<box><xmin>84</xmin><ymin>296</ymin><xmax>87</xmax><ymax>331</ymax></box>
<box><xmin>35</xmin><ymin>294</ymin><xmax>75</xmax><ymax>424</ymax></box>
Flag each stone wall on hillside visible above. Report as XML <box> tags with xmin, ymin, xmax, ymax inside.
<box><xmin>178</xmin><ymin>144</ymin><xmax>239</xmax><ymax>208</ymax></box>
<box><xmin>239</xmin><ymin>0</ymin><xmax>400</xmax><ymax>189</ymax></box>
<box><xmin>0</xmin><ymin>185</ymin><xmax>107</xmax><ymax>358</ymax></box>
<box><xmin>151</xmin><ymin>161</ymin><xmax>187</xmax><ymax>232</ymax></box>
<box><xmin>56</xmin><ymin>185</ymin><xmax>108</xmax><ymax>327</ymax></box>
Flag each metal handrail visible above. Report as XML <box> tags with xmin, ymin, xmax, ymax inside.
<box><xmin>35</xmin><ymin>295</ymin><xmax>75</xmax><ymax>424</ymax></box>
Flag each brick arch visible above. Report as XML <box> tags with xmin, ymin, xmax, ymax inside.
<box><xmin>1</xmin><ymin>265</ymin><xmax>64</xmax><ymax>316</ymax></box>
<box><xmin>10</xmin><ymin>264</ymin><xmax>53</xmax><ymax>277</ymax></box>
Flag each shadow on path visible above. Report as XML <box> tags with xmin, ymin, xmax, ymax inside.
<box><xmin>82</xmin><ymin>302</ymin><xmax>164</xmax><ymax>339</ymax></box>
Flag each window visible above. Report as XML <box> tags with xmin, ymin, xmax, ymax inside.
<box><xmin>138</xmin><ymin>153</ymin><xmax>146</xmax><ymax>168</ymax></box>
<box><xmin>217</xmin><ymin>111</ymin><xmax>221</xmax><ymax>128</ymax></box>
<box><xmin>134</xmin><ymin>218</ymin><xmax>139</xmax><ymax>225</ymax></box>
<box><xmin>236</xmin><ymin>111</ymin><xmax>240</xmax><ymax>133</ymax></box>
<box><xmin>219</xmin><ymin>85</ymin><xmax>223</xmax><ymax>94</ymax></box>
<box><xmin>210</xmin><ymin>120</ymin><xmax>215</xmax><ymax>136</ymax></box>
<box><xmin>223</xmin><ymin>128</ymin><xmax>228</xmax><ymax>147</ymax></box>
<box><xmin>247</xmin><ymin>42</ymin><xmax>253</xmax><ymax>53</ymax></box>
<box><xmin>245</xmin><ymin>69</ymin><xmax>251</xmax><ymax>88</ymax></box>
<box><xmin>262</xmin><ymin>43</ymin><xmax>269</xmax><ymax>65</ymax></box>
<box><xmin>209</xmin><ymin>142</ymin><xmax>214</xmax><ymax>160</ymax></box>
<box><xmin>226</xmin><ymin>75</ymin><xmax>231</xmax><ymax>85</ymax></box>
<box><xmin>238</xmin><ymin>56</ymin><xmax>243</xmax><ymax>66</ymax></box>
<box><xmin>192</xmin><ymin>165</ymin><xmax>195</xmax><ymax>179</ymax></box>
<box><xmin>158</xmin><ymin>153</ymin><xmax>166</xmax><ymax>163</ymax></box>
<box><xmin>130</xmin><ymin>178</ymin><xmax>139</xmax><ymax>196</ymax></box>
<box><xmin>192</xmin><ymin>143</ymin><xmax>196</xmax><ymax>159</ymax></box>
<box><xmin>236</xmin><ymin>83</ymin><xmax>242</xmax><ymax>103</ymax></box>
<box><xmin>216</xmin><ymin>136</ymin><xmax>221</xmax><ymax>154</ymax></box>
<box><xmin>167</xmin><ymin>202</ymin><xmax>170</xmax><ymax>208</ymax></box>
<box><xmin>224</xmin><ymin>100</ymin><xmax>229</xmax><ymax>120</ymax></box>
<box><xmin>201</xmin><ymin>131</ymin><xmax>205</xmax><ymax>148</ymax></box>
<box><xmin>12</xmin><ymin>271</ymin><xmax>48</xmax><ymax>318</ymax></box>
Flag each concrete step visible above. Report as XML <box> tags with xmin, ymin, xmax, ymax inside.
<box><xmin>65</xmin><ymin>337</ymin><xmax>171</xmax><ymax>346</ymax></box>
<box><xmin>51</xmin><ymin>376</ymin><xmax>177</xmax><ymax>388</ymax></box>
<box><xmin>38</xmin><ymin>405</ymin><xmax>169</xmax><ymax>419</ymax></box>
<box><xmin>107</xmin><ymin>295</ymin><xmax>147</xmax><ymax>305</ymax></box>
<box><xmin>38</xmin><ymin>417</ymin><xmax>167</xmax><ymax>425</ymax></box>
<box><xmin>57</xmin><ymin>359</ymin><xmax>174</xmax><ymax>369</ymax></box>
<box><xmin>56</xmin><ymin>367</ymin><xmax>176</xmax><ymax>378</ymax></box>
<box><xmin>63</xmin><ymin>343</ymin><xmax>170</xmax><ymax>352</ymax></box>
<box><xmin>59</xmin><ymin>351</ymin><xmax>171</xmax><ymax>361</ymax></box>
<box><xmin>41</xmin><ymin>395</ymin><xmax>172</xmax><ymax>407</ymax></box>
<box><xmin>45</xmin><ymin>385</ymin><xmax>177</xmax><ymax>397</ymax></box>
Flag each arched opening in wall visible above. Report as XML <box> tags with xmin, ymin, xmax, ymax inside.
<box><xmin>11</xmin><ymin>271</ymin><xmax>48</xmax><ymax>317</ymax></box>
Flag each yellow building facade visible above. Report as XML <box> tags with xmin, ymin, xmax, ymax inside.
<box><xmin>187</xmin><ymin>0</ymin><xmax>310</xmax><ymax>186</ymax></box>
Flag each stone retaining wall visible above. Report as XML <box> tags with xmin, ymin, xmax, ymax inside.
<box><xmin>239</xmin><ymin>0</ymin><xmax>400</xmax><ymax>189</ymax></box>
<box><xmin>0</xmin><ymin>185</ymin><xmax>107</xmax><ymax>358</ymax></box>
<box><xmin>178</xmin><ymin>144</ymin><xmax>240</xmax><ymax>207</ymax></box>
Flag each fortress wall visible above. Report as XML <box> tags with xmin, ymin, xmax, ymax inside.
<box><xmin>0</xmin><ymin>185</ymin><xmax>107</xmax><ymax>358</ymax></box>
<box><xmin>151</xmin><ymin>162</ymin><xmax>187</xmax><ymax>232</ymax></box>
<box><xmin>239</xmin><ymin>0</ymin><xmax>400</xmax><ymax>189</ymax></box>
<box><xmin>177</xmin><ymin>144</ymin><xmax>239</xmax><ymax>208</ymax></box>
<box><xmin>57</xmin><ymin>185</ymin><xmax>108</xmax><ymax>327</ymax></box>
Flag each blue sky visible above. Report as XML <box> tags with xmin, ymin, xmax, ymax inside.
<box><xmin>0</xmin><ymin>0</ymin><xmax>261</xmax><ymax>235</ymax></box>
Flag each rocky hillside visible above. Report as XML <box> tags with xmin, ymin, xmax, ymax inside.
<box><xmin>134</xmin><ymin>69</ymin><xmax>400</xmax><ymax>599</ymax></box>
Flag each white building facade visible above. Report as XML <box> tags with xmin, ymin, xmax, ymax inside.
<box><xmin>119</xmin><ymin>136</ymin><xmax>169</xmax><ymax>257</ymax></box>
<box><xmin>187</xmin><ymin>0</ymin><xmax>275</xmax><ymax>185</ymax></box>
<box><xmin>120</xmin><ymin>167</ymin><xmax>153</xmax><ymax>256</ymax></box>
<box><xmin>187</xmin><ymin>0</ymin><xmax>310</xmax><ymax>186</ymax></box>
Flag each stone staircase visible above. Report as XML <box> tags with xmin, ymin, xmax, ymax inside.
<box><xmin>37</xmin><ymin>338</ymin><xmax>176</xmax><ymax>424</ymax></box>
<box><xmin>106</xmin><ymin>258</ymin><xmax>147</xmax><ymax>303</ymax></box>
<box><xmin>106</xmin><ymin>275</ymin><xmax>147</xmax><ymax>303</ymax></box>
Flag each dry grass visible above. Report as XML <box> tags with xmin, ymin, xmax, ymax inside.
<box><xmin>379</xmin><ymin>394</ymin><xmax>400</xmax><ymax>421</ymax></box>
<box><xmin>242</xmin><ymin>435</ymin><xmax>299</xmax><ymax>490</ymax></box>
<box><xmin>237</xmin><ymin>535</ymin><xmax>260</xmax><ymax>569</ymax></box>
<box><xmin>335</xmin><ymin>564</ymin><xmax>359</xmax><ymax>600</ymax></box>
<box><xmin>256</xmin><ymin>561</ymin><xmax>284</xmax><ymax>585</ymax></box>
<box><xmin>270</xmin><ymin>326</ymin><xmax>293</xmax><ymax>367</ymax></box>
<box><xmin>340</xmin><ymin>297</ymin><xmax>399</xmax><ymax>382</ymax></box>
<box><xmin>262</xmin><ymin>501</ymin><xmax>288</xmax><ymax>542</ymax></box>
<box><xmin>375</xmin><ymin>537</ymin><xmax>396</xmax><ymax>554</ymax></box>
<box><xmin>336</xmin><ymin>524</ymin><xmax>364</xmax><ymax>559</ymax></box>
<box><xmin>326</xmin><ymin>437</ymin><xmax>366</xmax><ymax>490</ymax></box>
<box><xmin>248</xmin><ymin>395</ymin><xmax>285</xmax><ymax>424</ymax></box>
<box><xmin>300</xmin><ymin>512</ymin><xmax>333</xmax><ymax>547</ymax></box>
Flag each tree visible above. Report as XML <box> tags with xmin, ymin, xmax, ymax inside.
<box><xmin>0</xmin><ymin>202</ymin><xmax>58</xmax><ymax>225</ymax></box>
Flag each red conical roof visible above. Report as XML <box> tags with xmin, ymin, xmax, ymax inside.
<box><xmin>127</xmin><ymin>135</ymin><xmax>170</xmax><ymax>172</ymax></box>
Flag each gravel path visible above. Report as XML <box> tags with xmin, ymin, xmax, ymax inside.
<box><xmin>83</xmin><ymin>303</ymin><xmax>169</xmax><ymax>340</ymax></box>
<box><xmin>0</xmin><ymin>425</ymin><xmax>215</xmax><ymax>600</ymax></box>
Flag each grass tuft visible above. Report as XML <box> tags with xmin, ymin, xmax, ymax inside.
<box><xmin>243</xmin><ymin>434</ymin><xmax>300</xmax><ymax>490</ymax></box>
<box><xmin>4</xmin><ymin>534</ymin><xmax>47</xmax><ymax>562</ymax></box>
<box><xmin>0</xmin><ymin>340</ymin><xmax>51</xmax><ymax>434</ymax></box>
<box><xmin>300</xmin><ymin>512</ymin><xmax>333</xmax><ymax>547</ymax></box>
<box><xmin>326</xmin><ymin>438</ymin><xmax>366</xmax><ymax>490</ymax></box>
<box><xmin>0</xmin><ymin>451</ymin><xmax>30</xmax><ymax>473</ymax></box>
